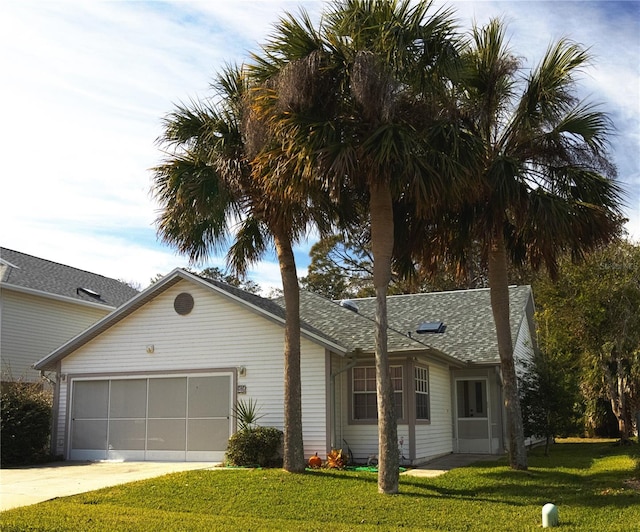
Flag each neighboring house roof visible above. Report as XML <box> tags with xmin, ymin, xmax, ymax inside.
<box><xmin>0</xmin><ymin>247</ymin><xmax>139</xmax><ymax>309</ymax></box>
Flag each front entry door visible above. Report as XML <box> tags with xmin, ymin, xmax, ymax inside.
<box><xmin>455</xmin><ymin>378</ymin><xmax>492</xmax><ymax>453</ymax></box>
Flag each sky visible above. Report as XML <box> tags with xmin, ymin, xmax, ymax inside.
<box><xmin>1</xmin><ymin>1</ymin><xmax>638</xmax><ymax>293</ymax></box>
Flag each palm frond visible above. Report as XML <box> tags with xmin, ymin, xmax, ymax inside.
<box><xmin>227</xmin><ymin>216</ymin><xmax>270</xmax><ymax>275</ymax></box>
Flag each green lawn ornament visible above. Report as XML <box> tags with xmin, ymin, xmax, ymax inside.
<box><xmin>542</xmin><ymin>503</ymin><xmax>559</xmax><ymax>527</ymax></box>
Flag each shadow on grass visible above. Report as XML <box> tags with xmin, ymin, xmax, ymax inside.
<box><xmin>398</xmin><ymin>441</ymin><xmax>639</xmax><ymax>511</ymax></box>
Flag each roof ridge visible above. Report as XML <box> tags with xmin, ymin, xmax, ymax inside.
<box><xmin>348</xmin><ymin>285</ymin><xmax>531</xmax><ymax>302</ymax></box>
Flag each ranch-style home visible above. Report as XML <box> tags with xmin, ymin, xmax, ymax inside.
<box><xmin>35</xmin><ymin>268</ymin><xmax>536</xmax><ymax>465</ymax></box>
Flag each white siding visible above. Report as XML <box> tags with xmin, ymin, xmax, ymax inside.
<box><xmin>514</xmin><ymin>316</ymin><xmax>535</xmax><ymax>378</ymax></box>
<box><xmin>413</xmin><ymin>361</ymin><xmax>453</xmax><ymax>462</ymax></box>
<box><xmin>55</xmin><ymin>280</ymin><xmax>327</xmax><ymax>459</ymax></box>
<box><xmin>1</xmin><ymin>289</ymin><xmax>107</xmax><ymax>382</ymax></box>
<box><xmin>513</xmin><ymin>311</ymin><xmax>544</xmax><ymax>448</ymax></box>
<box><xmin>329</xmin><ymin>354</ymin><xmax>348</xmax><ymax>450</ymax></box>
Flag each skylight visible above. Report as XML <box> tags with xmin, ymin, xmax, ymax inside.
<box><xmin>77</xmin><ymin>287</ymin><xmax>101</xmax><ymax>299</ymax></box>
<box><xmin>339</xmin><ymin>299</ymin><xmax>359</xmax><ymax>313</ymax></box>
<box><xmin>416</xmin><ymin>321</ymin><xmax>445</xmax><ymax>334</ymax></box>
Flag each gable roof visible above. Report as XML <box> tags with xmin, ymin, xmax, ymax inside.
<box><xmin>0</xmin><ymin>247</ymin><xmax>139</xmax><ymax>309</ymax></box>
<box><xmin>34</xmin><ymin>269</ymin><xmax>347</xmax><ymax>371</ymax></box>
<box><xmin>34</xmin><ymin>267</ymin><xmax>534</xmax><ymax>372</ymax></box>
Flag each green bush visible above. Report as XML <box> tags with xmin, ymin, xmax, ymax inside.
<box><xmin>225</xmin><ymin>426</ymin><xmax>283</xmax><ymax>467</ymax></box>
<box><xmin>1</xmin><ymin>382</ymin><xmax>52</xmax><ymax>466</ymax></box>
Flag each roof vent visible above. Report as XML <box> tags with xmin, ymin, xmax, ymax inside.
<box><xmin>77</xmin><ymin>287</ymin><xmax>101</xmax><ymax>299</ymax></box>
<box><xmin>174</xmin><ymin>292</ymin><xmax>194</xmax><ymax>315</ymax></box>
<box><xmin>416</xmin><ymin>321</ymin><xmax>445</xmax><ymax>334</ymax></box>
<box><xmin>339</xmin><ymin>299</ymin><xmax>359</xmax><ymax>313</ymax></box>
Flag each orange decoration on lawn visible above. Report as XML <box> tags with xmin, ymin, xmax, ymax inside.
<box><xmin>308</xmin><ymin>452</ymin><xmax>323</xmax><ymax>468</ymax></box>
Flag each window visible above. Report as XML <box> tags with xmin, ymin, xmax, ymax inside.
<box><xmin>352</xmin><ymin>366</ymin><xmax>403</xmax><ymax>420</ymax></box>
<box><xmin>456</xmin><ymin>380</ymin><xmax>487</xmax><ymax>418</ymax></box>
<box><xmin>414</xmin><ymin>366</ymin><xmax>430</xmax><ymax>421</ymax></box>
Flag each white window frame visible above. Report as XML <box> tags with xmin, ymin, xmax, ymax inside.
<box><xmin>414</xmin><ymin>365</ymin><xmax>430</xmax><ymax>422</ymax></box>
<box><xmin>350</xmin><ymin>365</ymin><xmax>404</xmax><ymax>423</ymax></box>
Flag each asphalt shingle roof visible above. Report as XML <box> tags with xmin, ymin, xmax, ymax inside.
<box><xmin>343</xmin><ymin>286</ymin><xmax>533</xmax><ymax>364</ymax></box>
<box><xmin>295</xmin><ymin>290</ymin><xmax>433</xmax><ymax>354</ymax></box>
<box><xmin>274</xmin><ymin>286</ymin><xmax>533</xmax><ymax>364</ymax></box>
<box><xmin>0</xmin><ymin>247</ymin><xmax>139</xmax><ymax>308</ymax></box>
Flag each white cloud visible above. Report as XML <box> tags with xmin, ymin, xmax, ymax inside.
<box><xmin>1</xmin><ymin>0</ymin><xmax>638</xmax><ymax>292</ymax></box>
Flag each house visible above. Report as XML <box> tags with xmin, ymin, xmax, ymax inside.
<box><xmin>1</xmin><ymin>247</ymin><xmax>139</xmax><ymax>383</ymax></box>
<box><xmin>34</xmin><ymin>268</ymin><xmax>536</xmax><ymax>464</ymax></box>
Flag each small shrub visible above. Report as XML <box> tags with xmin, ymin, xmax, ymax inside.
<box><xmin>1</xmin><ymin>381</ymin><xmax>52</xmax><ymax>466</ymax></box>
<box><xmin>225</xmin><ymin>426</ymin><xmax>283</xmax><ymax>467</ymax></box>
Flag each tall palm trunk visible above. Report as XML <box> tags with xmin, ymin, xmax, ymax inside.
<box><xmin>274</xmin><ymin>230</ymin><xmax>305</xmax><ymax>473</ymax></box>
<box><xmin>370</xmin><ymin>181</ymin><xmax>399</xmax><ymax>494</ymax></box>
<box><xmin>488</xmin><ymin>231</ymin><xmax>528</xmax><ymax>470</ymax></box>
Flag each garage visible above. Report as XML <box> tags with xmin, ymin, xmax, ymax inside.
<box><xmin>69</xmin><ymin>373</ymin><xmax>232</xmax><ymax>462</ymax></box>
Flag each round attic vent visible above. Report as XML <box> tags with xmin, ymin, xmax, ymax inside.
<box><xmin>174</xmin><ymin>292</ymin><xmax>194</xmax><ymax>315</ymax></box>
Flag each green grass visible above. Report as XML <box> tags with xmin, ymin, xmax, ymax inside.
<box><xmin>2</xmin><ymin>439</ymin><xmax>638</xmax><ymax>531</ymax></box>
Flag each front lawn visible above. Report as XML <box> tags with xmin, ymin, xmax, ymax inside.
<box><xmin>1</xmin><ymin>439</ymin><xmax>638</xmax><ymax>531</ymax></box>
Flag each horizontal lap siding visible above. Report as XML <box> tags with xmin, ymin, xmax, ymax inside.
<box><xmin>57</xmin><ymin>280</ymin><xmax>327</xmax><ymax>459</ymax></box>
<box><xmin>414</xmin><ymin>362</ymin><xmax>453</xmax><ymax>462</ymax></box>
<box><xmin>514</xmin><ymin>318</ymin><xmax>534</xmax><ymax>379</ymax></box>
<box><xmin>300</xmin><ymin>339</ymin><xmax>328</xmax><ymax>456</ymax></box>
<box><xmin>1</xmin><ymin>290</ymin><xmax>107</xmax><ymax>381</ymax></box>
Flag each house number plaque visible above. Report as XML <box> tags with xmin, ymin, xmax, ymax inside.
<box><xmin>237</xmin><ymin>385</ymin><xmax>247</xmax><ymax>394</ymax></box>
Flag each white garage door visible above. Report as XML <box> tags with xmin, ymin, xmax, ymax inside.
<box><xmin>69</xmin><ymin>374</ymin><xmax>232</xmax><ymax>461</ymax></box>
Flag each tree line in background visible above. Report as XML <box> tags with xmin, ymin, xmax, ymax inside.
<box><xmin>151</xmin><ymin>0</ymin><xmax>624</xmax><ymax>493</ymax></box>
<box><xmin>530</xmin><ymin>241</ymin><xmax>640</xmax><ymax>446</ymax></box>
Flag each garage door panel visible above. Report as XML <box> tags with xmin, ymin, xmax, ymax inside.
<box><xmin>72</xmin><ymin>419</ymin><xmax>107</xmax><ymax>450</ymax></box>
<box><xmin>147</xmin><ymin>419</ymin><xmax>186</xmax><ymax>450</ymax></box>
<box><xmin>109</xmin><ymin>419</ymin><xmax>146</xmax><ymax>450</ymax></box>
<box><xmin>148</xmin><ymin>377</ymin><xmax>187</xmax><ymax>418</ymax></box>
<box><xmin>72</xmin><ymin>381</ymin><xmax>108</xmax><ymax>419</ymax></box>
<box><xmin>188</xmin><ymin>419</ymin><xmax>229</xmax><ymax>451</ymax></box>
<box><xmin>109</xmin><ymin>379</ymin><xmax>147</xmax><ymax>418</ymax></box>
<box><xmin>188</xmin><ymin>376</ymin><xmax>230</xmax><ymax>418</ymax></box>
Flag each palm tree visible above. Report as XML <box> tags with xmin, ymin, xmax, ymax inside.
<box><xmin>449</xmin><ymin>19</ymin><xmax>624</xmax><ymax>469</ymax></box>
<box><xmin>249</xmin><ymin>0</ymin><xmax>466</xmax><ymax>493</ymax></box>
<box><xmin>152</xmin><ymin>65</ymin><xmax>333</xmax><ymax>473</ymax></box>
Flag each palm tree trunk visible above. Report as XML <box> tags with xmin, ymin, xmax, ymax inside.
<box><xmin>274</xmin><ymin>230</ymin><xmax>306</xmax><ymax>473</ymax></box>
<box><xmin>370</xmin><ymin>181</ymin><xmax>399</xmax><ymax>494</ymax></box>
<box><xmin>488</xmin><ymin>231</ymin><xmax>528</xmax><ymax>470</ymax></box>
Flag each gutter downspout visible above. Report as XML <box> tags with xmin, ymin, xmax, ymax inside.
<box><xmin>330</xmin><ymin>353</ymin><xmax>358</xmax><ymax>449</ymax></box>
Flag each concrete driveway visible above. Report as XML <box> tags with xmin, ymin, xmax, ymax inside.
<box><xmin>0</xmin><ymin>461</ymin><xmax>219</xmax><ymax>512</ymax></box>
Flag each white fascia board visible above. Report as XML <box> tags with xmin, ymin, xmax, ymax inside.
<box><xmin>0</xmin><ymin>282</ymin><xmax>116</xmax><ymax>311</ymax></box>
